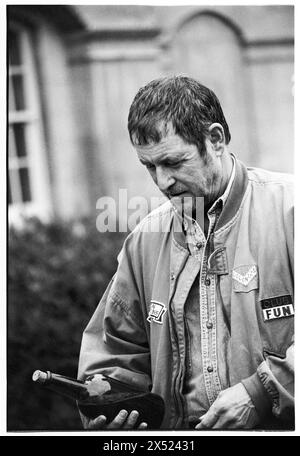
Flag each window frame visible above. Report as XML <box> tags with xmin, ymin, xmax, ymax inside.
<box><xmin>8</xmin><ymin>22</ymin><xmax>52</xmax><ymax>223</ymax></box>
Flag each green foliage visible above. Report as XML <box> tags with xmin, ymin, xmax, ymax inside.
<box><xmin>8</xmin><ymin>217</ymin><xmax>126</xmax><ymax>430</ymax></box>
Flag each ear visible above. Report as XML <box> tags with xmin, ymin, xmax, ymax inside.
<box><xmin>208</xmin><ymin>123</ymin><xmax>225</xmax><ymax>157</ymax></box>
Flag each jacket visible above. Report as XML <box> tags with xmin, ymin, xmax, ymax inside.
<box><xmin>78</xmin><ymin>158</ymin><xmax>294</xmax><ymax>429</ymax></box>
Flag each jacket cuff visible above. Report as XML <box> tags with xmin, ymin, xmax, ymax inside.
<box><xmin>242</xmin><ymin>372</ymin><xmax>272</xmax><ymax>420</ymax></box>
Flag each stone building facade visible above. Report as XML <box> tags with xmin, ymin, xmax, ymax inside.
<box><xmin>8</xmin><ymin>5</ymin><xmax>294</xmax><ymax>222</ymax></box>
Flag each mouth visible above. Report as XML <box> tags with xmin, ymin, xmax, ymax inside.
<box><xmin>169</xmin><ymin>191</ymin><xmax>190</xmax><ymax>198</ymax></box>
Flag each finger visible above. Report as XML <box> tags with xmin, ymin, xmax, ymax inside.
<box><xmin>195</xmin><ymin>410</ymin><xmax>219</xmax><ymax>429</ymax></box>
<box><xmin>138</xmin><ymin>422</ymin><xmax>148</xmax><ymax>430</ymax></box>
<box><xmin>107</xmin><ymin>409</ymin><xmax>129</xmax><ymax>429</ymax></box>
<box><xmin>210</xmin><ymin>408</ymin><xmax>240</xmax><ymax>429</ymax></box>
<box><xmin>195</xmin><ymin>419</ymin><xmax>208</xmax><ymax>430</ymax></box>
<box><xmin>212</xmin><ymin>417</ymin><xmax>236</xmax><ymax>429</ymax></box>
<box><xmin>123</xmin><ymin>410</ymin><xmax>139</xmax><ymax>429</ymax></box>
<box><xmin>88</xmin><ymin>415</ymin><xmax>107</xmax><ymax>430</ymax></box>
<box><xmin>212</xmin><ymin>412</ymin><xmax>245</xmax><ymax>430</ymax></box>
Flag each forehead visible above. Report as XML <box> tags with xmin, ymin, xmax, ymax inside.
<box><xmin>135</xmin><ymin>133</ymin><xmax>193</xmax><ymax>160</ymax></box>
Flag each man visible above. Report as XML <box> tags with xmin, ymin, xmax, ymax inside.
<box><xmin>78</xmin><ymin>76</ymin><xmax>294</xmax><ymax>430</ymax></box>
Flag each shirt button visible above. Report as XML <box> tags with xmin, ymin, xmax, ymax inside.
<box><xmin>196</xmin><ymin>242</ymin><xmax>203</xmax><ymax>249</ymax></box>
<box><xmin>206</xmin><ymin>321</ymin><xmax>213</xmax><ymax>329</ymax></box>
<box><xmin>207</xmin><ymin>366</ymin><xmax>214</xmax><ymax>373</ymax></box>
<box><xmin>205</xmin><ymin>278</ymin><xmax>211</xmax><ymax>286</ymax></box>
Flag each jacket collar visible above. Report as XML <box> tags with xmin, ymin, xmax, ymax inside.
<box><xmin>172</xmin><ymin>158</ymin><xmax>249</xmax><ymax>248</ymax></box>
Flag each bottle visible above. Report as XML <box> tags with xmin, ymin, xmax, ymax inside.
<box><xmin>32</xmin><ymin>370</ymin><xmax>91</xmax><ymax>401</ymax></box>
<box><xmin>32</xmin><ymin>370</ymin><xmax>165</xmax><ymax>428</ymax></box>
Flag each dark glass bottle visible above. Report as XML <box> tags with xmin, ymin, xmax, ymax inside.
<box><xmin>32</xmin><ymin>370</ymin><xmax>165</xmax><ymax>428</ymax></box>
<box><xmin>32</xmin><ymin>370</ymin><xmax>91</xmax><ymax>401</ymax></box>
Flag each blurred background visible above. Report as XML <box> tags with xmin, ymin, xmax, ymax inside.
<box><xmin>7</xmin><ymin>4</ymin><xmax>294</xmax><ymax>430</ymax></box>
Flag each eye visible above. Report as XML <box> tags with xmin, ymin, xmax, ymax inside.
<box><xmin>166</xmin><ymin>161</ymin><xmax>181</xmax><ymax>168</ymax></box>
<box><xmin>145</xmin><ymin>163</ymin><xmax>155</xmax><ymax>170</ymax></box>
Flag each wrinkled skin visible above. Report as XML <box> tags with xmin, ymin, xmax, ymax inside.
<box><xmin>195</xmin><ymin>383</ymin><xmax>260</xmax><ymax>429</ymax></box>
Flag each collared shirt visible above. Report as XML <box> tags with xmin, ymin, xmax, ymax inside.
<box><xmin>173</xmin><ymin>155</ymin><xmax>236</xmax><ymax>423</ymax></box>
<box><xmin>185</xmin><ymin>155</ymin><xmax>236</xmax><ymax>258</ymax></box>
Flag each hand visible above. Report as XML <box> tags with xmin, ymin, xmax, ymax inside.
<box><xmin>83</xmin><ymin>409</ymin><xmax>148</xmax><ymax>430</ymax></box>
<box><xmin>195</xmin><ymin>383</ymin><xmax>260</xmax><ymax>429</ymax></box>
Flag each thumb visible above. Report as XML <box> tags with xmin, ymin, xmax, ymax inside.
<box><xmin>88</xmin><ymin>414</ymin><xmax>107</xmax><ymax>429</ymax></box>
<box><xmin>195</xmin><ymin>409</ymin><xmax>218</xmax><ymax>429</ymax></box>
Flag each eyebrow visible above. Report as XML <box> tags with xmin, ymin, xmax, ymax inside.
<box><xmin>139</xmin><ymin>154</ymin><xmax>184</xmax><ymax>165</ymax></box>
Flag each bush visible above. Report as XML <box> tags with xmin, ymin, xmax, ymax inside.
<box><xmin>8</xmin><ymin>217</ymin><xmax>127</xmax><ymax>430</ymax></box>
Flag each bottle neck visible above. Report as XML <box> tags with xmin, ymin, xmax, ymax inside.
<box><xmin>44</xmin><ymin>372</ymin><xmax>89</xmax><ymax>401</ymax></box>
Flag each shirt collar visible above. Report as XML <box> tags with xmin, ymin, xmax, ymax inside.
<box><xmin>208</xmin><ymin>153</ymin><xmax>236</xmax><ymax>214</ymax></box>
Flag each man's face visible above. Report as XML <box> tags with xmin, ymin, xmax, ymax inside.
<box><xmin>135</xmin><ymin>127</ymin><xmax>223</xmax><ymax>214</ymax></box>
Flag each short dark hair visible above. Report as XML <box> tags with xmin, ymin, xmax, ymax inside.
<box><xmin>128</xmin><ymin>76</ymin><xmax>231</xmax><ymax>154</ymax></box>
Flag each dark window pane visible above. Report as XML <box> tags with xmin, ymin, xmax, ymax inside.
<box><xmin>9</xmin><ymin>30</ymin><xmax>22</xmax><ymax>66</ymax></box>
<box><xmin>9</xmin><ymin>169</ymin><xmax>21</xmax><ymax>204</ymax></box>
<box><xmin>13</xmin><ymin>123</ymin><xmax>27</xmax><ymax>158</ymax></box>
<box><xmin>9</xmin><ymin>76</ymin><xmax>16</xmax><ymax>112</ymax></box>
<box><xmin>19</xmin><ymin>167</ymin><xmax>31</xmax><ymax>202</ymax></box>
<box><xmin>8</xmin><ymin>174</ymin><xmax>12</xmax><ymax>205</ymax></box>
<box><xmin>8</xmin><ymin>126</ymin><xmax>15</xmax><ymax>157</ymax></box>
<box><xmin>11</xmin><ymin>74</ymin><xmax>25</xmax><ymax>111</ymax></box>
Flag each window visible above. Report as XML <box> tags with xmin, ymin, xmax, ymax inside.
<box><xmin>8</xmin><ymin>24</ymin><xmax>51</xmax><ymax>221</ymax></box>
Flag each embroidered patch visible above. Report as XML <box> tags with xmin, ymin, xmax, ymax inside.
<box><xmin>232</xmin><ymin>265</ymin><xmax>257</xmax><ymax>286</ymax></box>
<box><xmin>261</xmin><ymin>295</ymin><xmax>294</xmax><ymax>321</ymax></box>
<box><xmin>147</xmin><ymin>301</ymin><xmax>167</xmax><ymax>325</ymax></box>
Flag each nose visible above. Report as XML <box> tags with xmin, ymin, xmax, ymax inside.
<box><xmin>155</xmin><ymin>166</ymin><xmax>175</xmax><ymax>193</ymax></box>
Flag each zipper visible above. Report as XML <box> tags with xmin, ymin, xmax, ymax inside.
<box><xmin>168</xmin><ymin>245</ymin><xmax>200</xmax><ymax>428</ymax></box>
<box><xmin>170</xmin><ymin>297</ymin><xmax>191</xmax><ymax>428</ymax></box>
<box><xmin>168</xmin><ymin>283</ymin><xmax>185</xmax><ymax>429</ymax></box>
<box><xmin>183</xmin><ymin>316</ymin><xmax>192</xmax><ymax>378</ymax></box>
<box><xmin>167</xmin><ymin>250</ymin><xmax>189</xmax><ymax>428</ymax></box>
<box><xmin>171</xmin><ymin>323</ymin><xmax>185</xmax><ymax>428</ymax></box>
